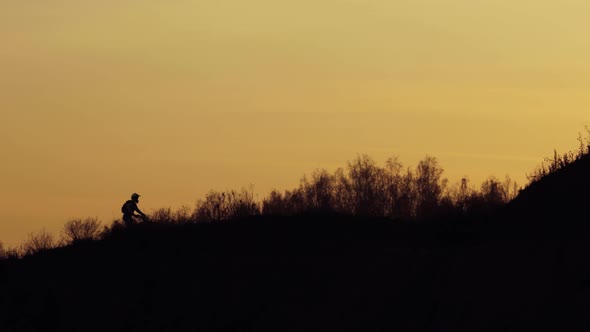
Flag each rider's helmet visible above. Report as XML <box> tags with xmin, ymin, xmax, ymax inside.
<box><xmin>131</xmin><ymin>193</ymin><xmax>141</xmax><ymax>200</ymax></box>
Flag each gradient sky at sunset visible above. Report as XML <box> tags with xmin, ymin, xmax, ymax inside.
<box><xmin>1</xmin><ymin>1</ymin><xmax>589</xmax><ymax>246</ymax></box>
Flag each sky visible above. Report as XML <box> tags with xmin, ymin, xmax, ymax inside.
<box><xmin>1</xmin><ymin>0</ymin><xmax>589</xmax><ymax>246</ymax></box>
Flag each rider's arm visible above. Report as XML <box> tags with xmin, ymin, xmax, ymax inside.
<box><xmin>134</xmin><ymin>206</ymin><xmax>146</xmax><ymax>217</ymax></box>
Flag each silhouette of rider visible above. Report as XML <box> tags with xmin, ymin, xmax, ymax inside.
<box><xmin>122</xmin><ymin>193</ymin><xmax>147</xmax><ymax>226</ymax></box>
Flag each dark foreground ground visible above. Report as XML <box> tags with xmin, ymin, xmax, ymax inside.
<box><xmin>1</xmin><ymin>213</ymin><xmax>589</xmax><ymax>332</ymax></box>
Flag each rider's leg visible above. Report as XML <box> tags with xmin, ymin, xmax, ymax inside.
<box><xmin>123</xmin><ymin>215</ymin><xmax>134</xmax><ymax>227</ymax></box>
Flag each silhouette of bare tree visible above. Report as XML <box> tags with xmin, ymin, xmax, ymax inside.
<box><xmin>22</xmin><ymin>229</ymin><xmax>55</xmax><ymax>255</ymax></box>
<box><xmin>61</xmin><ymin>217</ymin><xmax>102</xmax><ymax>244</ymax></box>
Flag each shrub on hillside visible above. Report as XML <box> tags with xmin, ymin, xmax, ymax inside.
<box><xmin>148</xmin><ymin>206</ymin><xmax>195</xmax><ymax>224</ymax></box>
<box><xmin>22</xmin><ymin>229</ymin><xmax>56</xmax><ymax>256</ymax></box>
<box><xmin>61</xmin><ymin>217</ymin><xmax>102</xmax><ymax>244</ymax></box>
<box><xmin>194</xmin><ymin>187</ymin><xmax>260</xmax><ymax>222</ymax></box>
<box><xmin>527</xmin><ymin>128</ymin><xmax>590</xmax><ymax>183</ymax></box>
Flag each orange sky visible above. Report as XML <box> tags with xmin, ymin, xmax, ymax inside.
<box><xmin>1</xmin><ymin>1</ymin><xmax>589</xmax><ymax>246</ymax></box>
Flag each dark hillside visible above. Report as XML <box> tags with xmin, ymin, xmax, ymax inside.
<box><xmin>507</xmin><ymin>154</ymin><xmax>590</xmax><ymax>221</ymax></box>
<box><xmin>0</xmin><ymin>218</ymin><xmax>452</xmax><ymax>332</ymax></box>
<box><xmin>2</xmin><ymin>152</ymin><xmax>590</xmax><ymax>331</ymax></box>
<box><xmin>509</xmin><ymin>155</ymin><xmax>590</xmax><ymax>219</ymax></box>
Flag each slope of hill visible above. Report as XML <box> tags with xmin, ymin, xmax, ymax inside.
<box><xmin>1</xmin><ymin>155</ymin><xmax>590</xmax><ymax>331</ymax></box>
<box><xmin>507</xmin><ymin>154</ymin><xmax>590</xmax><ymax>221</ymax></box>
<box><xmin>0</xmin><ymin>218</ymin><xmax>454</xmax><ymax>332</ymax></box>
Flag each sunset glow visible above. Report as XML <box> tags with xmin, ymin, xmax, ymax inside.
<box><xmin>1</xmin><ymin>0</ymin><xmax>589</xmax><ymax>246</ymax></box>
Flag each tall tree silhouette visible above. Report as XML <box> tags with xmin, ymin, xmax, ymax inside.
<box><xmin>347</xmin><ymin>154</ymin><xmax>388</xmax><ymax>216</ymax></box>
<box><xmin>414</xmin><ymin>156</ymin><xmax>446</xmax><ymax>219</ymax></box>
